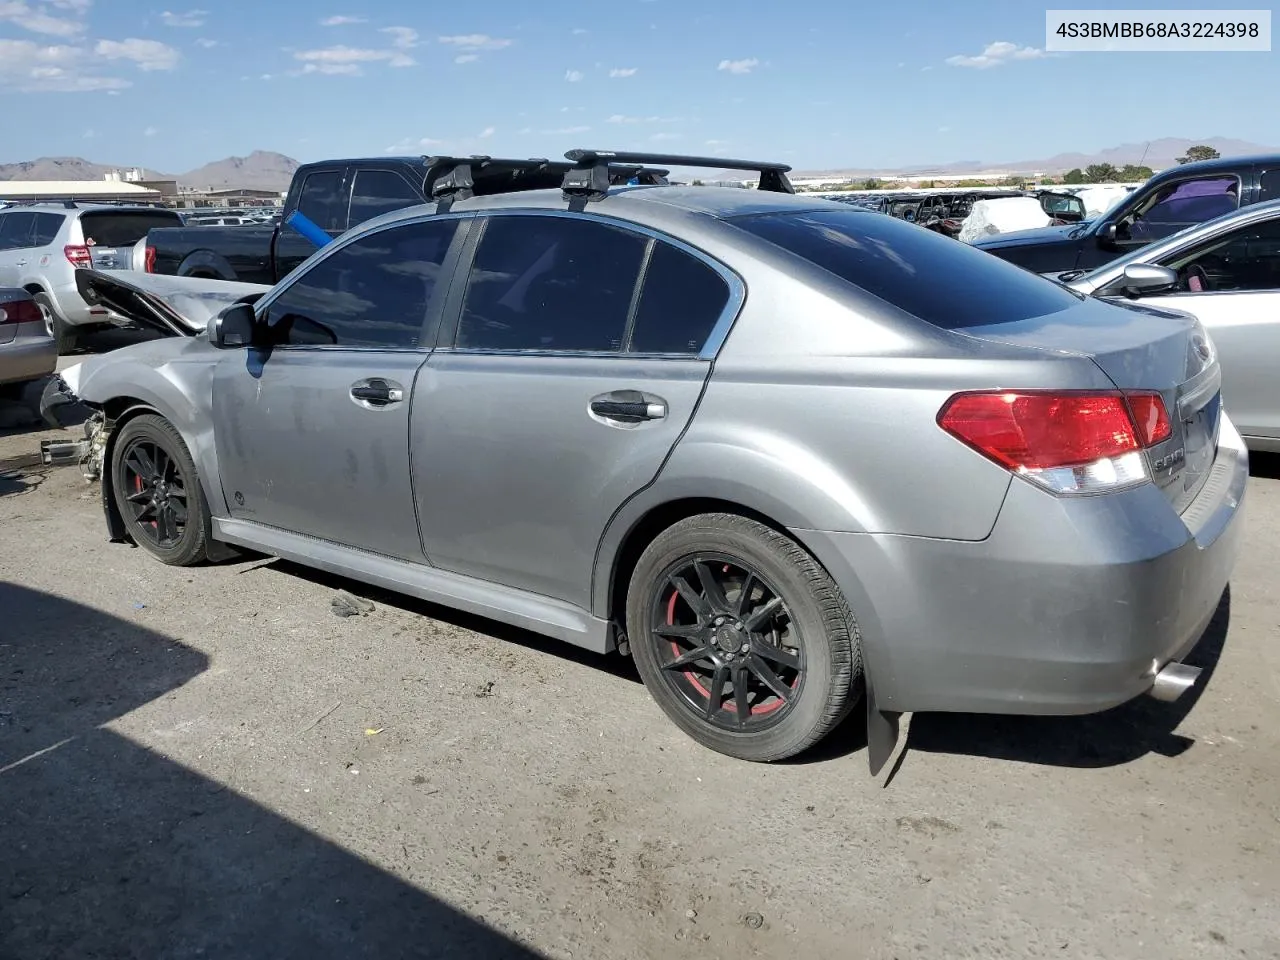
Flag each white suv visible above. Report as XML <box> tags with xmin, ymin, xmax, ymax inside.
<box><xmin>0</xmin><ymin>202</ymin><xmax>183</xmax><ymax>352</ymax></box>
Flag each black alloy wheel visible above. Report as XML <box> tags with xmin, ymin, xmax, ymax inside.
<box><xmin>110</xmin><ymin>414</ymin><xmax>211</xmax><ymax>566</ymax></box>
<box><xmin>651</xmin><ymin>555</ymin><xmax>804</xmax><ymax>732</ymax></box>
<box><xmin>627</xmin><ymin>513</ymin><xmax>861</xmax><ymax>762</ymax></box>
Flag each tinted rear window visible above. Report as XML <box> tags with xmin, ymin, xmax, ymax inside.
<box><xmin>79</xmin><ymin>211</ymin><xmax>182</xmax><ymax>247</ymax></box>
<box><xmin>731</xmin><ymin>208</ymin><xmax>1081</xmax><ymax>329</ymax></box>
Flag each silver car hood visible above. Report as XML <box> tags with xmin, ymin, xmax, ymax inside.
<box><xmin>75</xmin><ymin>268</ymin><xmax>269</xmax><ymax>337</ymax></box>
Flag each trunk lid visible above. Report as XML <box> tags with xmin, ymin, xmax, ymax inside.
<box><xmin>74</xmin><ymin>268</ymin><xmax>269</xmax><ymax>338</ymax></box>
<box><xmin>960</xmin><ymin>296</ymin><xmax>1221</xmax><ymax>513</ymax></box>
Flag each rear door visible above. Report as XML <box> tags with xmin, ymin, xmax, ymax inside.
<box><xmin>211</xmin><ymin>214</ymin><xmax>464</xmax><ymax>561</ymax></box>
<box><xmin>412</xmin><ymin>211</ymin><xmax>740</xmax><ymax>608</ymax></box>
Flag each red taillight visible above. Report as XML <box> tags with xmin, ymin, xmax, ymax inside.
<box><xmin>938</xmin><ymin>389</ymin><xmax>1173</xmax><ymax>494</ymax></box>
<box><xmin>144</xmin><ymin>244</ymin><xmax>156</xmax><ymax>273</ymax></box>
<box><xmin>64</xmin><ymin>244</ymin><xmax>92</xmax><ymax>268</ymax></box>
<box><xmin>1125</xmin><ymin>391</ymin><xmax>1172</xmax><ymax>446</ymax></box>
<box><xmin>0</xmin><ymin>298</ymin><xmax>42</xmax><ymax>326</ymax></box>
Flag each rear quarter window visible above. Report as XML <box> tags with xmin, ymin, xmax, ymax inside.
<box><xmin>79</xmin><ymin>211</ymin><xmax>183</xmax><ymax>247</ymax></box>
<box><xmin>731</xmin><ymin>207</ymin><xmax>1083</xmax><ymax>329</ymax></box>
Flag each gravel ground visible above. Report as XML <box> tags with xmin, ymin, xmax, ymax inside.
<box><xmin>1</xmin><ymin>355</ymin><xmax>1278</xmax><ymax>960</ymax></box>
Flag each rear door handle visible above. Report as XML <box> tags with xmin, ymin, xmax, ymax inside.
<box><xmin>350</xmin><ymin>378</ymin><xmax>404</xmax><ymax>406</ymax></box>
<box><xmin>590</xmin><ymin>399</ymin><xmax>667</xmax><ymax>421</ymax></box>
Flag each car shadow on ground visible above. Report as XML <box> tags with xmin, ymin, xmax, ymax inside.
<box><xmin>260</xmin><ymin>558</ymin><xmax>644</xmax><ymax>688</ymax></box>
<box><xmin>0</xmin><ymin>581</ymin><xmax>546</xmax><ymax>959</ymax></box>
<box><xmin>899</xmin><ymin>588</ymin><xmax>1231</xmax><ymax>771</ymax></box>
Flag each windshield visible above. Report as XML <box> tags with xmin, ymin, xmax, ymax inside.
<box><xmin>732</xmin><ymin>207</ymin><xmax>1083</xmax><ymax>329</ymax></box>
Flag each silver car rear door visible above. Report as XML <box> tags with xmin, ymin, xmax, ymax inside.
<box><xmin>412</xmin><ymin>211</ymin><xmax>740</xmax><ymax>609</ymax></box>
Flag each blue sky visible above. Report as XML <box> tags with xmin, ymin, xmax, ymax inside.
<box><xmin>0</xmin><ymin>0</ymin><xmax>1277</xmax><ymax>173</ymax></box>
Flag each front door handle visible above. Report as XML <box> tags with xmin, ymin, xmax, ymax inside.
<box><xmin>350</xmin><ymin>378</ymin><xmax>404</xmax><ymax>406</ymax></box>
<box><xmin>590</xmin><ymin>398</ymin><xmax>666</xmax><ymax>421</ymax></box>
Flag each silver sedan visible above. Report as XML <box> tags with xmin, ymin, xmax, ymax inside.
<box><xmin>1066</xmin><ymin>199</ymin><xmax>1280</xmax><ymax>452</ymax></box>
<box><xmin>0</xmin><ymin>288</ymin><xmax>57</xmax><ymax>390</ymax></box>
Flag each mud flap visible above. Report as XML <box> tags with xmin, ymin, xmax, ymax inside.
<box><xmin>866</xmin><ymin>679</ymin><xmax>902</xmax><ymax>776</ymax></box>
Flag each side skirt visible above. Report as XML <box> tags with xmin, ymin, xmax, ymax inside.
<box><xmin>213</xmin><ymin>517</ymin><xmax>614</xmax><ymax>654</ymax></box>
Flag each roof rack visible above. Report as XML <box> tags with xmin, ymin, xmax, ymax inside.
<box><xmin>422</xmin><ymin>154</ymin><xmax>671</xmax><ymax>212</ymax></box>
<box><xmin>561</xmin><ymin>148</ymin><xmax>794</xmax><ymax>202</ymax></box>
<box><xmin>0</xmin><ymin>199</ymin><xmax>81</xmax><ymax>208</ymax></box>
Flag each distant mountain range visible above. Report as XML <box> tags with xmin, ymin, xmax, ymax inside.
<box><xmin>789</xmin><ymin>137</ymin><xmax>1280</xmax><ymax>179</ymax></box>
<box><xmin>0</xmin><ymin>151</ymin><xmax>299</xmax><ymax>192</ymax></box>
<box><xmin>4</xmin><ymin>137</ymin><xmax>1278</xmax><ymax>192</ymax></box>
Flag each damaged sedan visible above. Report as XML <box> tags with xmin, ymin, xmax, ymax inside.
<box><xmin>40</xmin><ymin>148</ymin><xmax>1248</xmax><ymax>772</ymax></box>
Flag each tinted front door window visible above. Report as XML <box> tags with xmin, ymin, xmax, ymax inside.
<box><xmin>296</xmin><ymin>170</ymin><xmax>347</xmax><ymax>232</ymax></box>
<box><xmin>456</xmin><ymin>216</ymin><xmax>648</xmax><ymax>352</ymax></box>
<box><xmin>265</xmin><ymin>218</ymin><xmax>459</xmax><ymax>348</ymax></box>
<box><xmin>1164</xmin><ymin>216</ymin><xmax>1280</xmax><ymax>292</ymax></box>
<box><xmin>1124</xmin><ymin>176</ymin><xmax>1239</xmax><ymax>242</ymax></box>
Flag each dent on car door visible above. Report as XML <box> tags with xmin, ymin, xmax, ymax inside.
<box><xmin>210</xmin><ymin>215</ymin><xmax>465</xmax><ymax>560</ymax></box>
<box><xmin>412</xmin><ymin>212</ymin><xmax>738</xmax><ymax>609</ymax></box>
<box><xmin>1133</xmin><ymin>214</ymin><xmax>1280</xmax><ymax>440</ymax></box>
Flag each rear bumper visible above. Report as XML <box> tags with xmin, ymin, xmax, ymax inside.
<box><xmin>48</xmin><ymin>278</ymin><xmax>112</xmax><ymax>328</ymax></box>
<box><xmin>801</xmin><ymin>413</ymin><xmax>1248</xmax><ymax>715</ymax></box>
<box><xmin>0</xmin><ymin>334</ymin><xmax>58</xmax><ymax>386</ymax></box>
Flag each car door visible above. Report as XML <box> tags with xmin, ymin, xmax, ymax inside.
<box><xmin>412</xmin><ymin>211</ymin><xmax>741</xmax><ymax>608</ymax></box>
<box><xmin>0</xmin><ymin>212</ymin><xmax>36</xmax><ymax>285</ymax></box>
<box><xmin>271</xmin><ymin>166</ymin><xmax>351</xmax><ymax>282</ymax></box>
<box><xmin>1118</xmin><ymin>214</ymin><xmax>1280</xmax><ymax>442</ymax></box>
<box><xmin>211</xmin><ymin>214</ymin><xmax>465</xmax><ymax>560</ymax></box>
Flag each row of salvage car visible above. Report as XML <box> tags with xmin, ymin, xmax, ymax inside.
<box><xmin>8</xmin><ymin>146</ymin><xmax>1274</xmax><ymax>773</ymax></box>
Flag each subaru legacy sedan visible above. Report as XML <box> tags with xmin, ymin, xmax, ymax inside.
<box><xmin>47</xmin><ymin>150</ymin><xmax>1246</xmax><ymax>771</ymax></box>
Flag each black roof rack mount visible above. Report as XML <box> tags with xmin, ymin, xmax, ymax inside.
<box><xmin>561</xmin><ymin>148</ymin><xmax>794</xmax><ymax>201</ymax></box>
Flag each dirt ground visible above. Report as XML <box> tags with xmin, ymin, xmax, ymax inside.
<box><xmin>1</xmin><ymin>359</ymin><xmax>1278</xmax><ymax>960</ymax></box>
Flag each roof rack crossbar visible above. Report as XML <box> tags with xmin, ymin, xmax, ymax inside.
<box><xmin>561</xmin><ymin>148</ymin><xmax>793</xmax><ymax>201</ymax></box>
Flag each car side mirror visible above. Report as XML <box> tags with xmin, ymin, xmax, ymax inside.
<box><xmin>1120</xmin><ymin>263</ymin><xmax>1177</xmax><ymax>297</ymax></box>
<box><xmin>1097</xmin><ymin>222</ymin><xmax>1119</xmax><ymax>248</ymax></box>
<box><xmin>210</xmin><ymin>302</ymin><xmax>257</xmax><ymax>349</ymax></box>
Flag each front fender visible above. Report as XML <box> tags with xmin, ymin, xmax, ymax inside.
<box><xmin>74</xmin><ymin>340</ymin><xmax>229</xmax><ymax>517</ymax></box>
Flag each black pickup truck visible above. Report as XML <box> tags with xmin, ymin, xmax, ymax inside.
<box><xmin>973</xmin><ymin>154</ymin><xmax>1280</xmax><ymax>275</ymax></box>
<box><xmin>144</xmin><ymin>158</ymin><xmax>458</xmax><ymax>283</ymax></box>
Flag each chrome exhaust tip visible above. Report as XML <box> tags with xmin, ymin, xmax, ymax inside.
<box><xmin>1148</xmin><ymin>661</ymin><xmax>1202</xmax><ymax>703</ymax></box>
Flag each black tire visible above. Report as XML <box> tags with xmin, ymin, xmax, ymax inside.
<box><xmin>34</xmin><ymin>293</ymin><xmax>76</xmax><ymax>354</ymax></box>
<box><xmin>626</xmin><ymin>513</ymin><xmax>862</xmax><ymax>762</ymax></box>
<box><xmin>110</xmin><ymin>414</ymin><xmax>211</xmax><ymax>566</ymax></box>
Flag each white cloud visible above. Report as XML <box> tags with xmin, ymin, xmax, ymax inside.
<box><xmin>320</xmin><ymin>14</ymin><xmax>365</xmax><ymax>25</ymax></box>
<box><xmin>607</xmin><ymin>114</ymin><xmax>681</xmax><ymax>124</ymax></box>
<box><xmin>945</xmin><ymin>40</ymin><xmax>1046</xmax><ymax>69</ymax></box>
<box><xmin>571</xmin><ymin>27</ymin><xmax>587</xmax><ymax>35</ymax></box>
<box><xmin>293</xmin><ymin>44</ymin><xmax>415</xmax><ymax>75</ymax></box>
<box><xmin>0</xmin><ymin>39</ymin><xmax>131</xmax><ymax>91</ymax></box>
<box><xmin>260</xmin><ymin>73</ymin><xmax>272</xmax><ymax>80</ymax></box>
<box><xmin>454</xmin><ymin>54</ymin><xmax>478</xmax><ymax>63</ymax></box>
<box><xmin>160</xmin><ymin>9</ymin><xmax>206</xmax><ymax>27</ymax></box>
<box><xmin>95</xmin><ymin>38</ymin><xmax>181</xmax><ymax>71</ymax></box>
<box><xmin>380</xmin><ymin>26</ymin><xmax>418</xmax><ymax>49</ymax></box>
<box><xmin>82</xmin><ymin>127</ymin><xmax>93</xmax><ymax>138</ymax></box>
<box><xmin>609</xmin><ymin>67</ymin><xmax>637</xmax><ymax>77</ymax></box>
<box><xmin>650</xmin><ymin>132</ymin><xmax>680</xmax><ymax>141</ymax></box>
<box><xmin>564</xmin><ymin>69</ymin><xmax>583</xmax><ymax>82</ymax></box>
<box><xmin>539</xmin><ymin>125</ymin><xmax>590</xmax><ymax>134</ymax></box>
<box><xmin>478</xmin><ymin>126</ymin><xmax>495</xmax><ymax>138</ymax></box>
<box><xmin>938</xmin><ymin>125</ymin><xmax>951</xmax><ymax>133</ymax></box>
<box><xmin>195</xmin><ymin>37</ymin><xmax>217</xmax><ymax>48</ymax></box>
<box><xmin>438</xmin><ymin>34</ymin><xmax>512</xmax><ymax>51</ymax></box>
<box><xmin>717</xmin><ymin>57</ymin><xmax>758</xmax><ymax>74</ymax></box>
<box><xmin>0</xmin><ymin>0</ymin><xmax>86</xmax><ymax>37</ymax></box>
<box><xmin>49</xmin><ymin>0</ymin><xmax>92</xmax><ymax>9</ymax></box>
<box><xmin>144</xmin><ymin>125</ymin><xmax>157</xmax><ymax>137</ymax></box>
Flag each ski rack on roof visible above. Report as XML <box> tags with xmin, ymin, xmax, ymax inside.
<box><xmin>423</xmin><ymin>154</ymin><xmax>671</xmax><ymax>213</ymax></box>
<box><xmin>560</xmin><ymin>148</ymin><xmax>795</xmax><ymax>203</ymax></box>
